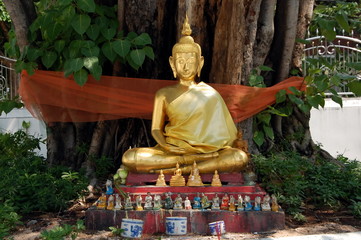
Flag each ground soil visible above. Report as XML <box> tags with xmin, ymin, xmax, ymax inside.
<box><xmin>8</xmin><ymin>202</ymin><xmax>361</xmax><ymax>240</ymax></box>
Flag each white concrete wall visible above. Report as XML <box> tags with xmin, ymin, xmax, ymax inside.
<box><xmin>310</xmin><ymin>97</ymin><xmax>361</xmax><ymax>161</ymax></box>
<box><xmin>0</xmin><ymin>108</ymin><xmax>47</xmax><ymax>157</ymax></box>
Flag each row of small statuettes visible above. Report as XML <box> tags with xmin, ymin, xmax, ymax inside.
<box><xmin>95</xmin><ymin>192</ymin><xmax>280</xmax><ymax>212</ymax></box>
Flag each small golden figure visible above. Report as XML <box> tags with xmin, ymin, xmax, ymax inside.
<box><xmin>135</xmin><ymin>195</ymin><xmax>143</xmax><ymax>211</ymax></box>
<box><xmin>271</xmin><ymin>194</ymin><xmax>279</xmax><ymax>212</ymax></box>
<box><xmin>187</xmin><ymin>162</ymin><xmax>204</xmax><ymax>186</ymax></box>
<box><xmin>229</xmin><ymin>195</ymin><xmax>236</xmax><ymax>211</ymax></box>
<box><xmin>96</xmin><ymin>193</ymin><xmax>107</xmax><ymax>210</ymax></box>
<box><xmin>169</xmin><ymin>162</ymin><xmax>186</xmax><ymax>186</ymax></box>
<box><xmin>106</xmin><ymin>194</ymin><xmax>114</xmax><ymax>210</ymax></box>
<box><xmin>211</xmin><ymin>170</ymin><xmax>222</xmax><ymax>187</ymax></box>
<box><xmin>156</xmin><ymin>170</ymin><xmax>167</xmax><ymax>186</ymax></box>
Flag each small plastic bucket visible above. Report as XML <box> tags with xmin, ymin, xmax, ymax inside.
<box><xmin>165</xmin><ymin>217</ymin><xmax>187</xmax><ymax>235</ymax></box>
<box><xmin>120</xmin><ymin>218</ymin><xmax>144</xmax><ymax>238</ymax></box>
<box><xmin>208</xmin><ymin>220</ymin><xmax>226</xmax><ymax>235</ymax></box>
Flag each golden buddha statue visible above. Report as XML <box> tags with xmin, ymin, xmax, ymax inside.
<box><xmin>211</xmin><ymin>170</ymin><xmax>222</xmax><ymax>187</ymax></box>
<box><xmin>155</xmin><ymin>169</ymin><xmax>167</xmax><ymax>186</ymax></box>
<box><xmin>122</xmin><ymin>15</ymin><xmax>248</xmax><ymax>174</ymax></box>
<box><xmin>169</xmin><ymin>162</ymin><xmax>186</xmax><ymax>186</ymax></box>
<box><xmin>187</xmin><ymin>161</ymin><xmax>204</xmax><ymax>186</ymax></box>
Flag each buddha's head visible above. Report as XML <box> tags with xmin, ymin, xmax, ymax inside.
<box><xmin>169</xmin><ymin>15</ymin><xmax>204</xmax><ymax>80</ymax></box>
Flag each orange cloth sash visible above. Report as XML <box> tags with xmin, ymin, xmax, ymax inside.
<box><xmin>19</xmin><ymin>70</ymin><xmax>305</xmax><ymax>123</ymax></box>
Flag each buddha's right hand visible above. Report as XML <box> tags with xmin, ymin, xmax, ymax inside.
<box><xmin>161</xmin><ymin>144</ymin><xmax>187</xmax><ymax>154</ymax></box>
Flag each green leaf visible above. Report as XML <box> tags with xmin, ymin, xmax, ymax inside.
<box><xmin>298</xmin><ymin>103</ymin><xmax>311</xmax><ymax>113</ymax></box>
<box><xmin>101</xmin><ymin>27</ymin><xmax>116</xmax><ymax>41</ymax></box>
<box><xmin>102</xmin><ymin>42</ymin><xmax>117</xmax><ymax>62</ymax></box>
<box><xmin>335</xmin><ymin>11</ymin><xmax>350</xmax><ymax>33</ymax></box>
<box><xmin>296</xmin><ymin>38</ymin><xmax>311</xmax><ymax>44</ymax></box>
<box><xmin>71</xmin><ymin>14</ymin><xmax>91</xmax><ymax>35</ymax></box>
<box><xmin>86</xmin><ymin>24</ymin><xmax>100</xmax><ymax>41</ymax></box>
<box><xmin>258</xmin><ymin>65</ymin><xmax>273</xmax><ymax>72</ymax></box>
<box><xmin>330</xmin><ymin>75</ymin><xmax>341</xmax><ymax>86</ymax></box>
<box><xmin>133</xmin><ymin>33</ymin><xmax>152</xmax><ymax>46</ymax></box>
<box><xmin>276</xmin><ymin>89</ymin><xmax>287</xmax><ymax>103</ymax></box>
<box><xmin>345</xmin><ymin>62</ymin><xmax>361</xmax><ymax>71</ymax></box>
<box><xmin>69</xmin><ymin>40</ymin><xmax>84</xmax><ymax>58</ymax></box>
<box><xmin>113</xmin><ymin>39</ymin><xmax>131</xmax><ymax>57</ymax></box>
<box><xmin>41</xmin><ymin>51</ymin><xmax>57</xmax><ymax>69</ymax></box>
<box><xmin>126</xmin><ymin>54</ymin><xmax>139</xmax><ymax>70</ymax></box>
<box><xmin>76</xmin><ymin>0</ymin><xmax>96</xmax><ymax>13</ymax></box>
<box><xmin>288</xmin><ymin>94</ymin><xmax>304</xmax><ymax>105</ymax></box>
<box><xmin>314</xmin><ymin>79</ymin><xmax>328</xmax><ymax>92</ymax></box>
<box><xmin>27</xmin><ymin>47</ymin><xmax>43</xmax><ymax>62</ymax></box>
<box><xmin>70</xmin><ymin>58</ymin><xmax>84</xmax><ymax>72</ymax></box>
<box><xmin>44</xmin><ymin>22</ymin><xmax>63</xmax><ymax>41</ymax></box>
<box><xmin>74</xmin><ymin>68</ymin><xmax>88</xmax><ymax>86</ymax></box>
<box><xmin>317</xmin><ymin>18</ymin><xmax>336</xmax><ymax>41</ymax></box>
<box><xmin>130</xmin><ymin>49</ymin><xmax>145</xmax><ymax>66</ymax></box>
<box><xmin>331</xmin><ymin>94</ymin><xmax>343</xmax><ymax>107</ymax></box>
<box><xmin>81</xmin><ymin>46</ymin><xmax>100</xmax><ymax>57</ymax></box>
<box><xmin>263</xmin><ymin>125</ymin><xmax>274</xmax><ymax>140</ymax></box>
<box><xmin>253</xmin><ymin>130</ymin><xmax>265</xmax><ymax>147</ymax></box>
<box><xmin>347</xmin><ymin>81</ymin><xmax>361</xmax><ymax>96</ymax></box>
<box><xmin>95</xmin><ymin>16</ymin><xmax>109</xmax><ymax>29</ymax></box>
<box><xmin>258</xmin><ymin>113</ymin><xmax>271</xmax><ymax>125</ymax></box>
<box><xmin>143</xmin><ymin>46</ymin><xmax>154</xmax><ymax>60</ymax></box>
<box><xmin>90</xmin><ymin>65</ymin><xmax>102</xmax><ymax>81</ymax></box>
<box><xmin>54</xmin><ymin>40</ymin><xmax>66</xmax><ymax>53</ymax></box>
<box><xmin>288</xmin><ymin>86</ymin><xmax>301</xmax><ymax>95</ymax></box>
<box><xmin>127</xmin><ymin>32</ymin><xmax>138</xmax><ymax>41</ymax></box>
<box><xmin>64</xmin><ymin>60</ymin><xmax>73</xmax><ymax>77</ymax></box>
<box><xmin>307</xmin><ymin>95</ymin><xmax>325</xmax><ymax>109</ymax></box>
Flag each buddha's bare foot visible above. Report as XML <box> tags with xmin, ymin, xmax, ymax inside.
<box><xmin>180</xmin><ymin>152</ymin><xmax>219</xmax><ymax>165</ymax></box>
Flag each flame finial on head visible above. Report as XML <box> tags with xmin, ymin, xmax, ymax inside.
<box><xmin>181</xmin><ymin>15</ymin><xmax>192</xmax><ymax>36</ymax></box>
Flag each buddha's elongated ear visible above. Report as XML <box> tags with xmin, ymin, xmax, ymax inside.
<box><xmin>197</xmin><ymin>56</ymin><xmax>204</xmax><ymax>77</ymax></box>
<box><xmin>169</xmin><ymin>56</ymin><xmax>177</xmax><ymax>78</ymax></box>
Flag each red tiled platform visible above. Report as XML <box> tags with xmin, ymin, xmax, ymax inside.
<box><xmin>85</xmin><ymin>173</ymin><xmax>285</xmax><ymax>234</ymax></box>
<box><xmin>85</xmin><ymin>208</ymin><xmax>285</xmax><ymax>235</ymax></box>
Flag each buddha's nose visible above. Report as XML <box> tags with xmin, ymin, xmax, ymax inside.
<box><xmin>184</xmin><ymin>63</ymin><xmax>189</xmax><ymax>71</ymax></box>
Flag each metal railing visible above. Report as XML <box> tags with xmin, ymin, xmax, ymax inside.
<box><xmin>303</xmin><ymin>30</ymin><xmax>361</xmax><ymax>96</ymax></box>
<box><xmin>0</xmin><ymin>55</ymin><xmax>19</xmax><ymax>100</ymax></box>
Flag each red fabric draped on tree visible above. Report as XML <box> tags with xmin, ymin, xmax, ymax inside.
<box><xmin>19</xmin><ymin>70</ymin><xmax>305</xmax><ymax>123</ymax></box>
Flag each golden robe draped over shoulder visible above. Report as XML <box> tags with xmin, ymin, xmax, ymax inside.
<box><xmin>164</xmin><ymin>82</ymin><xmax>237</xmax><ymax>153</ymax></box>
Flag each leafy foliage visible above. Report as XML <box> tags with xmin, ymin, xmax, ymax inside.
<box><xmin>40</xmin><ymin>220</ymin><xmax>85</xmax><ymax>240</ymax></box>
<box><xmin>0</xmin><ymin>96</ymin><xmax>23</xmax><ymax>115</ymax></box>
<box><xmin>0</xmin><ymin>201</ymin><xmax>21</xmax><ymax>239</ymax></box>
<box><xmin>0</xmin><ymin>130</ymin><xmax>88</xmax><ymax>214</ymax></box>
<box><xmin>5</xmin><ymin>0</ymin><xmax>154</xmax><ymax>86</ymax></box>
<box><xmin>254</xmin><ymin>151</ymin><xmax>361</xmax><ymax>218</ymax></box>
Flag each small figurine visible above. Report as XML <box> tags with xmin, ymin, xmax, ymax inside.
<box><xmin>135</xmin><ymin>195</ymin><xmax>143</xmax><ymax>211</ymax></box>
<box><xmin>254</xmin><ymin>196</ymin><xmax>261</xmax><ymax>211</ymax></box>
<box><xmin>106</xmin><ymin>194</ymin><xmax>115</xmax><ymax>210</ymax></box>
<box><xmin>220</xmin><ymin>193</ymin><xmax>229</xmax><ymax>210</ymax></box>
<box><xmin>193</xmin><ymin>192</ymin><xmax>201</xmax><ymax>209</ymax></box>
<box><xmin>114</xmin><ymin>194</ymin><xmax>122</xmax><ymax>210</ymax></box>
<box><xmin>201</xmin><ymin>193</ymin><xmax>211</xmax><ymax>209</ymax></box>
<box><xmin>164</xmin><ymin>192</ymin><xmax>173</xmax><ymax>209</ymax></box>
<box><xmin>105</xmin><ymin>179</ymin><xmax>114</xmax><ymax>195</ymax></box>
<box><xmin>169</xmin><ymin>162</ymin><xmax>186</xmax><ymax>186</ymax></box>
<box><xmin>211</xmin><ymin>170</ymin><xmax>222</xmax><ymax>187</ymax></box>
<box><xmin>153</xmin><ymin>194</ymin><xmax>162</xmax><ymax>210</ymax></box>
<box><xmin>229</xmin><ymin>195</ymin><xmax>236</xmax><ymax>211</ymax></box>
<box><xmin>124</xmin><ymin>195</ymin><xmax>133</xmax><ymax>210</ymax></box>
<box><xmin>96</xmin><ymin>193</ymin><xmax>107</xmax><ymax>209</ymax></box>
<box><xmin>173</xmin><ymin>194</ymin><xmax>183</xmax><ymax>210</ymax></box>
<box><xmin>184</xmin><ymin>197</ymin><xmax>192</xmax><ymax>210</ymax></box>
<box><xmin>156</xmin><ymin>170</ymin><xmax>167</xmax><ymax>186</ymax></box>
<box><xmin>261</xmin><ymin>194</ymin><xmax>271</xmax><ymax>211</ymax></box>
<box><xmin>186</xmin><ymin>162</ymin><xmax>204</xmax><ymax>186</ymax></box>
<box><xmin>211</xmin><ymin>194</ymin><xmax>220</xmax><ymax>210</ymax></box>
<box><xmin>144</xmin><ymin>192</ymin><xmax>153</xmax><ymax>210</ymax></box>
<box><xmin>237</xmin><ymin>195</ymin><xmax>244</xmax><ymax>211</ymax></box>
<box><xmin>244</xmin><ymin>195</ymin><xmax>252</xmax><ymax>211</ymax></box>
<box><xmin>271</xmin><ymin>194</ymin><xmax>279</xmax><ymax>212</ymax></box>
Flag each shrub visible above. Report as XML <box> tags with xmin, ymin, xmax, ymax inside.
<box><xmin>0</xmin><ymin>130</ymin><xmax>88</xmax><ymax>214</ymax></box>
<box><xmin>0</xmin><ymin>201</ymin><xmax>21</xmax><ymax>239</ymax></box>
<box><xmin>253</xmin><ymin>151</ymin><xmax>361</xmax><ymax>217</ymax></box>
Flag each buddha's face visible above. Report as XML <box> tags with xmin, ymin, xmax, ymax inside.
<box><xmin>169</xmin><ymin>51</ymin><xmax>204</xmax><ymax>80</ymax></box>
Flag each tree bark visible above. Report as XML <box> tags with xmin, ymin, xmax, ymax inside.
<box><xmin>3</xmin><ymin>0</ymin><xmax>35</xmax><ymax>51</ymax></box>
